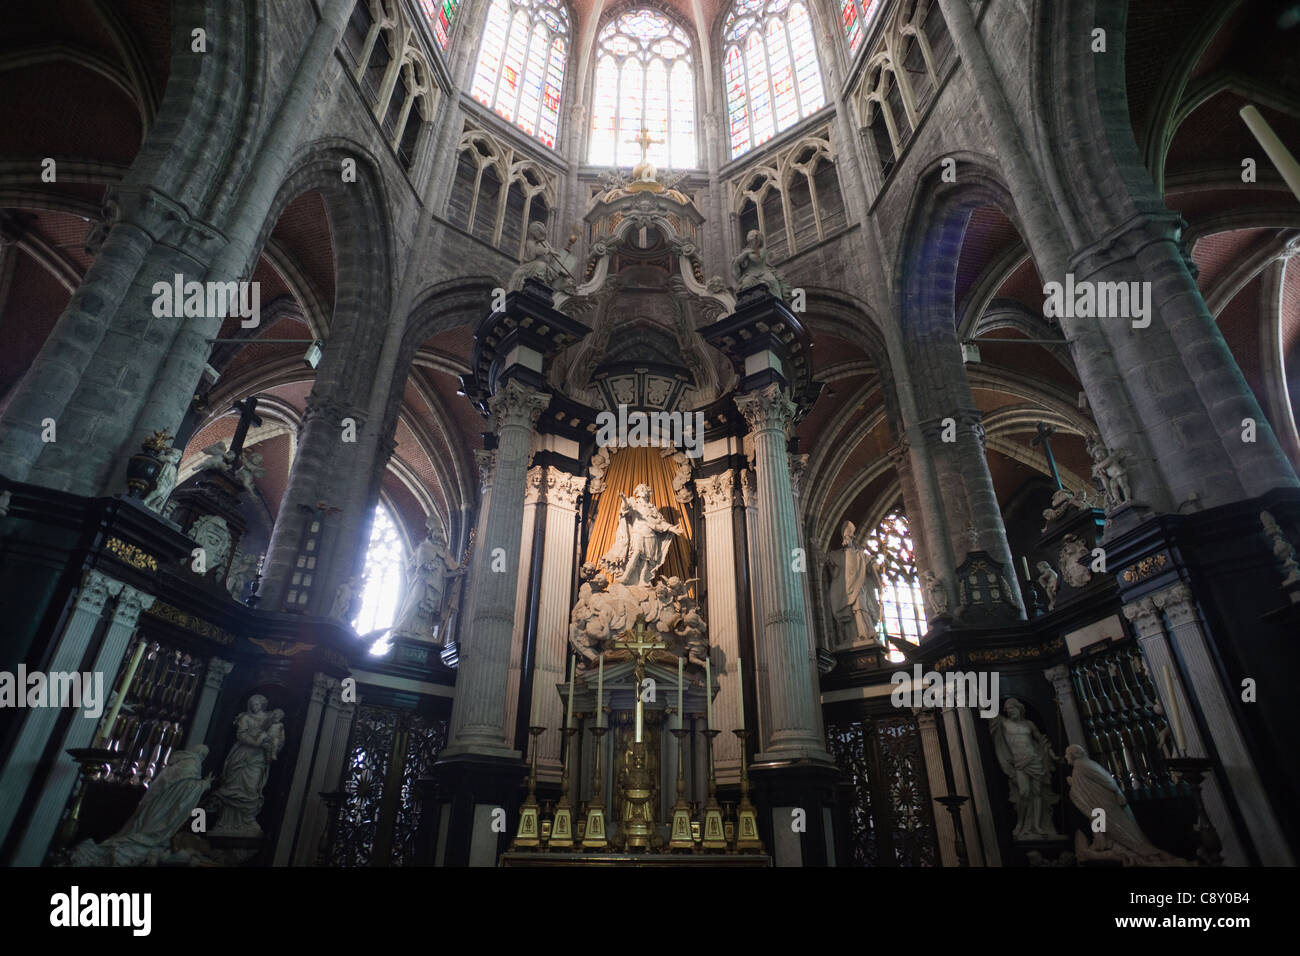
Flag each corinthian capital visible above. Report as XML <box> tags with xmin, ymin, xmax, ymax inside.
<box><xmin>489</xmin><ymin>380</ymin><xmax>551</xmax><ymax>430</ymax></box>
<box><xmin>695</xmin><ymin>470</ymin><xmax>736</xmax><ymax>510</ymax></box>
<box><xmin>734</xmin><ymin>383</ymin><xmax>797</xmax><ymax>435</ymax></box>
<box><xmin>546</xmin><ymin>470</ymin><xmax>586</xmax><ymax>510</ymax></box>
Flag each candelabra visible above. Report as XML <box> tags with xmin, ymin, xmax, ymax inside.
<box><xmin>732</xmin><ymin>729</ymin><xmax>764</xmax><ymax>852</ymax></box>
<box><xmin>933</xmin><ymin>793</ymin><xmax>971</xmax><ymax>867</ymax></box>
<box><xmin>510</xmin><ymin>725</ymin><xmax>544</xmax><ymax>850</ymax></box>
<box><xmin>549</xmin><ymin>726</ymin><xmax>578</xmax><ymax>850</ymax></box>
<box><xmin>669</xmin><ymin>725</ymin><xmax>693</xmax><ymax>850</ymax></box>
<box><xmin>583</xmin><ymin>711</ymin><xmax>609</xmax><ymax>849</ymax></box>
<box><xmin>1166</xmin><ymin>756</ymin><xmax>1224</xmax><ymax>866</ymax></box>
<box><xmin>701</xmin><ymin>729</ymin><xmax>726</xmax><ymax>850</ymax></box>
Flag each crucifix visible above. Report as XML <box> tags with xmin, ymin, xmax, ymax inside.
<box><xmin>626</xmin><ymin>126</ymin><xmax>664</xmax><ymax>166</ymax></box>
<box><xmin>228</xmin><ymin>396</ymin><xmax>263</xmax><ymax>463</ymax></box>
<box><xmin>1032</xmin><ymin>421</ymin><xmax>1063</xmax><ymax>490</ymax></box>
<box><xmin>611</xmin><ymin>617</ymin><xmax>666</xmax><ymax>743</ymax></box>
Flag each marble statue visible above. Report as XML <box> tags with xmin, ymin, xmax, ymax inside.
<box><xmin>507</xmin><ymin>222</ymin><xmax>572</xmax><ymax>291</ymax></box>
<box><xmin>1261</xmin><ymin>510</ymin><xmax>1300</xmax><ymax>597</ymax></box>
<box><xmin>391</xmin><ymin>518</ymin><xmax>463</xmax><ymax>643</ymax></box>
<box><xmin>211</xmin><ymin>696</ymin><xmax>284</xmax><ymax>836</ymax></box>
<box><xmin>1088</xmin><ymin>438</ymin><xmax>1131</xmax><ymax>508</ymax></box>
<box><xmin>1065</xmin><ymin>744</ymin><xmax>1189</xmax><ymax>865</ymax></box>
<box><xmin>235</xmin><ymin>451</ymin><xmax>265</xmax><ymax>497</ymax></box>
<box><xmin>990</xmin><ymin>698</ymin><xmax>1064</xmax><ymax>841</ymax></box>
<box><xmin>1058</xmin><ymin>533</ymin><xmax>1093</xmax><ymax>589</ymax></box>
<box><xmin>1036</xmin><ymin>560</ymin><xmax>1060</xmax><ymax>611</ymax></box>
<box><xmin>187</xmin><ymin>514</ymin><xmax>231</xmax><ymax>576</ymax></box>
<box><xmin>662</xmin><ymin>446</ymin><xmax>694</xmax><ymax>503</ymax></box>
<box><xmin>588</xmin><ymin>446</ymin><xmax>611</xmax><ymax>496</ymax></box>
<box><xmin>143</xmin><ymin>439</ymin><xmax>183</xmax><ymax>513</ymax></box>
<box><xmin>197</xmin><ymin>441</ymin><xmax>236</xmax><ymax>473</ymax></box>
<box><xmin>70</xmin><ymin>746</ymin><xmax>212</xmax><ymax>866</ymax></box>
<box><xmin>922</xmin><ymin>570</ymin><xmax>950</xmax><ymax>617</ymax></box>
<box><xmin>225</xmin><ymin>548</ymin><xmax>259</xmax><ymax>602</ymax></box>
<box><xmin>601</xmin><ymin>483</ymin><xmax>684</xmax><ymax>587</ymax></box>
<box><xmin>569</xmin><ymin>563</ymin><xmax>709</xmax><ymax>667</ymax></box>
<box><xmin>729</xmin><ymin>230</ymin><xmax>789</xmax><ymax>300</ymax></box>
<box><xmin>1040</xmin><ymin>488</ymin><xmax>1089</xmax><ymax>530</ymax></box>
<box><xmin>825</xmin><ymin>520</ymin><xmax>882</xmax><ymax>648</ymax></box>
<box><xmin>330</xmin><ymin>574</ymin><xmax>364</xmax><ymax>623</ymax></box>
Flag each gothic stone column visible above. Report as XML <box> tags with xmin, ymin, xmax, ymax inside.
<box><xmin>735</xmin><ymin>384</ymin><xmax>832</xmax><ymax>765</ymax></box>
<box><xmin>445</xmin><ymin>380</ymin><xmax>550</xmax><ymax>757</ymax></box>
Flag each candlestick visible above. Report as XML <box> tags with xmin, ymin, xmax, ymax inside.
<box><xmin>1161</xmin><ymin>666</ymin><xmax>1188</xmax><ymax>755</ymax></box>
<box><xmin>705</xmin><ymin>656</ymin><xmax>713</xmax><ymax>730</ymax></box>
<box><xmin>735</xmin><ymin>656</ymin><xmax>745</xmax><ymax>732</ymax></box>
<box><xmin>596</xmin><ymin>653</ymin><xmax>605</xmax><ymax>728</ymax></box>
<box><xmin>676</xmin><ymin>656</ymin><xmax>684</xmax><ymax>731</ymax></box>
<box><xmin>566</xmin><ymin>653</ymin><xmax>575</xmax><ymax>730</ymax></box>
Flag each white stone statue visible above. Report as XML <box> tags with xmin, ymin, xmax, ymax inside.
<box><xmin>1261</xmin><ymin>510</ymin><xmax>1300</xmax><ymax>597</ymax></box>
<box><xmin>187</xmin><ymin>514</ymin><xmax>231</xmax><ymax>577</ymax></box>
<box><xmin>825</xmin><ymin>521</ymin><xmax>882</xmax><ymax>649</ymax></box>
<box><xmin>225</xmin><ymin>548</ymin><xmax>259</xmax><ymax>602</ymax></box>
<box><xmin>391</xmin><ymin>518</ymin><xmax>463</xmax><ymax>643</ymax></box>
<box><xmin>235</xmin><ymin>451</ymin><xmax>265</xmax><ymax>497</ymax></box>
<box><xmin>1058</xmin><ymin>533</ymin><xmax>1093</xmax><ymax>589</ymax></box>
<box><xmin>143</xmin><ymin>441</ymin><xmax>183</xmax><ymax>513</ymax></box>
<box><xmin>661</xmin><ymin>446</ymin><xmax>694</xmax><ymax>503</ymax></box>
<box><xmin>588</xmin><ymin>446</ymin><xmax>611</xmax><ymax>496</ymax></box>
<box><xmin>211</xmin><ymin>696</ymin><xmax>284</xmax><ymax>836</ymax></box>
<box><xmin>729</xmin><ymin>229</ymin><xmax>789</xmax><ymax>300</ymax></box>
<box><xmin>330</xmin><ymin>574</ymin><xmax>364</xmax><ymax>623</ymax></box>
<box><xmin>922</xmin><ymin>570</ymin><xmax>950</xmax><ymax>617</ymax></box>
<box><xmin>70</xmin><ymin>746</ymin><xmax>212</xmax><ymax>866</ymax></box>
<box><xmin>990</xmin><ymin>698</ymin><xmax>1064</xmax><ymax>841</ymax></box>
<box><xmin>601</xmin><ymin>483</ymin><xmax>684</xmax><ymax>587</ymax></box>
<box><xmin>507</xmin><ymin>222</ymin><xmax>572</xmax><ymax>291</ymax></box>
<box><xmin>1036</xmin><ymin>560</ymin><xmax>1060</xmax><ymax>611</ymax></box>
<box><xmin>1065</xmin><ymin>745</ymin><xmax>1189</xmax><ymax>865</ymax></box>
<box><xmin>1088</xmin><ymin>438</ymin><xmax>1131</xmax><ymax>508</ymax></box>
<box><xmin>1040</xmin><ymin>488</ymin><xmax>1088</xmax><ymax>530</ymax></box>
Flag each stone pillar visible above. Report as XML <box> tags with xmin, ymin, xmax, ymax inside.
<box><xmin>185</xmin><ymin>657</ymin><xmax>235</xmax><ymax>748</ymax></box>
<box><xmin>529</xmin><ymin>467</ymin><xmax>585</xmax><ymax>779</ymax></box>
<box><xmin>13</xmin><ymin>585</ymin><xmax>153</xmax><ymax>865</ymax></box>
<box><xmin>939</xmin><ymin>706</ymin><xmax>986</xmax><ymax>866</ymax></box>
<box><xmin>735</xmin><ymin>384</ymin><xmax>832</xmax><ymax>765</ymax></box>
<box><xmin>445</xmin><ymin>380</ymin><xmax>550</xmax><ymax>757</ymax></box>
<box><xmin>1043</xmin><ymin>663</ymin><xmax>1087</xmax><ymax>749</ymax></box>
<box><xmin>954</xmin><ymin>705</ymin><xmax>1002</xmax><ymax>866</ymax></box>
<box><xmin>0</xmin><ymin>569</ymin><xmax>121</xmax><ymax>848</ymax></box>
<box><xmin>1122</xmin><ymin>595</ymin><xmax>1245</xmax><ymax>865</ymax></box>
<box><xmin>1153</xmin><ymin>582</ymin><xmax>1293</xmax><ymax>865</ymax></box>
<box><xmin>274</xmin><ymin>673</ymin><xmax>340</xmax><ymax>865</ymax></box>
<box><xmin>696</xmin><ymin>469</ymin><xmax>744</xmax><ymax>778</ymax></box>
<box><xmin>914</xmin><ymin>709</ymin><xmax>958</xmax><ymax>866</ymax></box>
<box><xmin>502</xmin><ymin>463</ymin><xmax>544</xmax><ymax>757</ymax></box>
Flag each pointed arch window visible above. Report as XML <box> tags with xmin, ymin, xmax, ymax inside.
<box><xmin>862</xmin><ymin>510</ymin><xmax>927</xmax><ymax>662</ymax></box>
<box><xmin>354</xmin><ymin>503</ymin><xmax>407</xmax><ymax>642</ymax></box>
<box><xmin>723</xmin><ymin>0</ymin><xmax>826</xmax><ymax>159</ymax></box>
<box><xmin>588</xmin><ymin>9</ymin><xmax>696</xmax><ymax>169</ymax></box>
<box><xmin>471</xmin><ymin>0</ymin><xmax>570</xmax><ymax>148</ymax></box>
<box><xmin>419</xmin><ymin>0</ymin><xmax>462</xmax><ymax>49</ymax></box>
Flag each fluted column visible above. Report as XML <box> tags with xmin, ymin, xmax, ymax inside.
<box><xmin>735</xmin><ymin>384</ymin><xmax>832</xmax><ymax>764</ymax></box>
<box><xmin>913</xmin><ymin>709</ymin><xmax>958</xmax><ymax>866</ymax></box>
<box><xmin>295</xmin><ymin>681</ymin><xmax>357</xmax><ymax>865</ymax></box>
<box><xmin>446</xmin><ymin>380</ymin><xmax>550</xmax><ymax>757</ymax></box>
<box><xmin>274</xmin><ymin>673</ymin><xmax>340</xmax><ymax>865</ymax></box>
<box><xmin>1043</xmin><ymin>663</ymin><xmax>1087</xmax><ymax>749</ymax></box>
<box><xmin>0</xmin><ymin>569</ymin><xmax>121</xmax><ymax>847</ymax></box>
<box><xmin>530</xmin><ymin>468</ymin><xmax>585</xmax><ymax>780</ymax></box>
<box><xmin>185</xmin><ymin>657</ymin><xmax>234</xmax><ymax>748</ymax></box>
<box><xmin>14</xmin><ymin>585</ymin><xmax>154</xmax><ymax>865</ymax></box>
<box><xmin>696</xmin><ymin>470</ymin><xmax>743</xmax><ymax>778</ymax></box>
<box><xmin>1122</xmin><ymin>595</ymin><xmax>1245</xmax><ymax>865</ymax></box>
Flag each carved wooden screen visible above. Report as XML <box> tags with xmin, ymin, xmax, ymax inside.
<box><xmin>826</xmin><ymin>713</ymin><xmax>938</xmax><ymax>866</ymax></box>
<box><xmin>329</xmin><ymin>703</ymin><xmax>448</xmax><ymax>866</ymax></box>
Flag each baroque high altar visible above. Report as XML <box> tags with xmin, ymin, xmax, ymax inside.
<box><xmin>439</xmin><ymin>149</ymin><xmax>832</xmax><ymax>864</ymax></box>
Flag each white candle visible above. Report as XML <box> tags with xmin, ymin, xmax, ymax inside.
<box><xmin>705</xmin><ymin>656</ymin><xmax>713</xmax><ymax>730</ymax></box>
<box><xmin>565</xmin><ymin>653</ymin><xmax>575</xmax><ymax>730</ymax></box>
<box><xmin>531</xmin><ymin>661</ymin><xmax>541</xmax><ymax>727</ymax></box>
<box><xmin>676</xmin><ymin>656</ymin><xmax>684</xmax><ymax>731</ymax></box>
<box><xmin>1021</xmin><ymin>556</ymin><xmax>1031</xmax><ymax>582</ymax></box>
<box><xmin>635</xmin><ymin>686</ymin><xmax>643</xmax><ymax>743</ymax></box>
<box><xmin>1161</xmin><ymin>665</ymin><xmax>1187</xmax><ymax>755</ymax></box>
<box><xmin>596</xmin><ymin>653</ymin><xmax>604</xmax><ymax>728</ymax></box>
<box><xmin>736</xmin><ymin>657</ymin><xmax>745</xmax><ymax>732</ymax></box>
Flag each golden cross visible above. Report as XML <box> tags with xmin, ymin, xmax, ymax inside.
<box><xmin>626</xmin><ymin>126</ymin><xmax>664</xmax><ymax>164</ymax></box>
<box><xmin>612</xmin><ymin>617</ymin><xmax>667</xmax><ymax>659</ymax></box>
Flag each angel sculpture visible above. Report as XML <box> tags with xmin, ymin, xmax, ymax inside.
<box><xmin>990</xmin><ymin>698</ymin><xmax>1064</xmax><ymax>841</ymax></box>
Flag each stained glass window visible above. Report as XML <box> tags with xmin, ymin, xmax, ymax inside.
<box><xmin>839</xmin><ymin>0</ymin><xmax>882</xmax><ymax>53</ymax></box>
<box><xmin>470</xmin><ymin>0</ymin><xmax>570</xmax><ymax>148</ymax></box>
<box><xmin>420</xmin><ymin>0</ymin><xmax>462</xmax><ymax>49</ymax></box>
<box><xmin>722</xmin><ymin>0</ymin><xmax>826</xmax><ymax>158</ymax></box>
<box><xmin>355</xmin><ymin>504</ymin><xmax>406</xmax><ymax>650</ymax></box>
<box><xmin>588</xmin><ymin>9</ymin><xmax>696</xmax><ymax>169</ymax></box>
<box><xmin>862</xmin><ymin>510</ymin><xmax>928</xmax><ymax>662</ymax></box>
